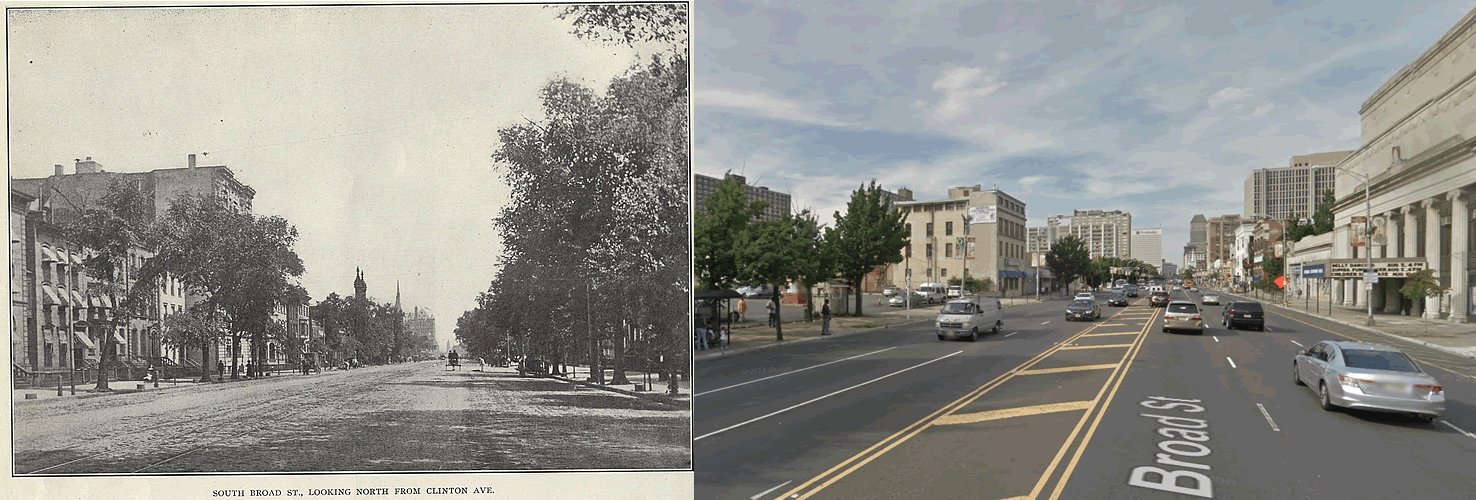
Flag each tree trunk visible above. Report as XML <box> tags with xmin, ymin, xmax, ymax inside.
<box><xmin>231</xmin><ymin>333</ymin><xmax>242</xmax><ymax>379</ymax></box>
<box><xmin>96</xmin><ymin>325</ymin><xmax>115</xmax><ymax>392</ymax></box>
<box><xmin>803</xmin><ymin>282</ymin><xmax>814</xmax><ymax>322</ymax></box>
<box><xmin>850</xmin><ymin>277</ymin><xmax>865</xmax><ymax>317</ymax></box>
<box><xmin>611</xmin><ymin>320</ymin><xmax>629</xmax><ymax>385</ymax></box>
<box><xmin>773</xmin><ymin>290</ymin><xmax>784</xmax><ymax>341</ymax></box>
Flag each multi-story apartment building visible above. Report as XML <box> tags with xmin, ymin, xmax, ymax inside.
<box><xmin>1026</xmin><ymin>215</ymin><xmax>1069</xmax><ymax>254</ymax></box>
<box><xmin>1131</xmin><ymin>228</ymin><xmax>1163</xmax><ymax>268</ymax></box>
<box><xmin>1183</xmin><ymin>244</ymin><xmax>1205</xmax><ymax>271</ymax></box>
<box><xmin>1204</xmin><ymin>214</ymin><xmax>1244</xmax><ymax>269</ymax></box>
<box><xmin>1244</xmin><ymin>151</ymin><xmax>1350</xmax><ymax>220</ymax></box>
<box><xmin>891</xmin><ymin>185</ymin><xmax>1029</xmax><ymax>295</ymax></box>
<box><xmin>694</xmin><ymin>172</ymin><xmax>792</xmax><ymax>222</ymax></box>
<box><xmin>1065</xmin><ymin>209</ymin><xmax>1132</xmax><ymax>260</ymax></box>
<box><xmin>1161</xmin><ymin>261</ymin><xmax>1179</xmax><ymax>279</ymax></box>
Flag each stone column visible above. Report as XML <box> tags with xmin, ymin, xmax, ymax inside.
<box><xmin>1405</xmin><ymin>204</ymin><xmax>1423</xmax><ymax>317</ymax></box>
<box><xmin>1344</xmin><ymin>278</ymin><xmax>1356</xmax><ymax>308</ymax></box>
<box><xmin>1424</xmin><ymin>197</ymin><xmax>1444</xmax><ymax>320</ymax></box>
<box><xmin>1449</xmin><ymin>189</ymin><xmax>1469</xmax><ymax>324</ymax></box>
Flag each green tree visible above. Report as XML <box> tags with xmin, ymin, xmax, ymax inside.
<box><xmin>1181</xmin><ymin>269</ymin><xmax>1195</xmax><ymax>281</ymax></box>
<box><xmin>1400</xmin><ymin>269</ymin><xmax>1450</xmax><ymax>334</ymax></box>
<box><xmin>1045</xmin><ymin>235</ymin><xmax>1090</xmax><ymax>295</ymax></box>
<box><xmin>737</xmin><ymin>212</ymin><xmax>804</xmax><ymax>340</ymax></box>
<box><xmin>695</xmin><ymin>173</ymin><xmax>766</xmax><ymax>290</ymax></box>
<box><xmin>788</xmin><ymin>209</ymin><xmax>835</xmax><ymax>322</ymax></box>
<box><xmin>826</xmin><ymin>181</ymin><xmax>909</xmax><ymax>317</ymax></box>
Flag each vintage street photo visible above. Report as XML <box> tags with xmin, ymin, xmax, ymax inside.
<box><xmin>8</xmin><ymin>2</ymin><xmax>691</xmax><ymax>479</ymax></box>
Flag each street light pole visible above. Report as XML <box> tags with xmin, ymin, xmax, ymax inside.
<box><xmin>1337</xmin><ymin>166</ymin><xmax>1378</xmax><ymax>327</ymax></box>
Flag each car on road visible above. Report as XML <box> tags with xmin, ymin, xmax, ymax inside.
<box><xmin>947</xmin><ymin>286</ymin><xmax>971</xmax><ymax>299</ymax></box>
<box><xmin>1148</xmin><ymin>290</ymin><xmax>1171</xmax><ymax>307</ymax></box>
<box><xmin>1162</xmin><ymin>301</ymin><xmax>1205</xmax><ymax>334</ymax></box>
<box><xmin>882</xmin><ymin>286</ymin><xmax>900</xmax><ymax>297</ymax></box>
<box><xmin>935</xmin><ymin>297</ymin><xmax>1003</xmax><ymax>342</ymax></box>
<box><xmin>742</xmin><ymin>285</ymin><xmax>777</xmax><ymax>298</ymax></box>
<box><xmin>1107</xmin><ymin>292</ymin><xmax>1128</xmax><ymax>307</ymax></box>
<box><xmin>1075</xmin><ymin>292</ymin><xmax>1096</xmax><ymax>301</ymax></box>
<box><xmin>1222</xmin><ymin>301</ymin><xmax>1264</xmax><ymax>330</ymax></box>
<box><xmin>1201</xmin><ymin>292</ymin><xmax>1221</xmax><ymax>306</ymax></box>
<box><xmin>1065</xmin><ymin>299</ymin><xmax>1101</xmax><ymax>321</ymax></box>
<box><xmin>889</xmin><ymin>291</ymin><xmax>924</xmax><ymax>307</ymax></box>
<box><xmin>1124</xmin><ymin>285</ymin><xmax>1138</xmax><ymax>297</ymax></box>
<box><xmin>1190</xmin><ymin>286</ymin><xmax>1199</xmax><ymax>292</ymax></box>
<box><xmin>1294</xmin><ymin>341</ymin><xmax>1444</xmax><ymax>422</ymax></box>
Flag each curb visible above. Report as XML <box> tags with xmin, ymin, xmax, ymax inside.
<box><xmin>544</xmin><ymin>374</ymin><xmax>689</xmax><ymax>407</ymax></box>
<box><xmin>1220</xmin><ymin>291</ymin><xmax>1476</xmax><ymax>361</ymax></box>
<box><xmin>696</xmin><ymin>319</ymin><xmax>930</xmax><ymax>361</ymax></box>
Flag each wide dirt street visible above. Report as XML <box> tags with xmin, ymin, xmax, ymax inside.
<box><xmin>16</xmin><ymin>360</ymin><xmax>689</xmax><ymax>474</ymax></box>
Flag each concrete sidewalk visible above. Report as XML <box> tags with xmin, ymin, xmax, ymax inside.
<box><xmin>543</xmin><ymin>367</ymin><xmax>691</xmax><ymax>407</ymax></box>
<box><xmin>12</xmin><ymin>370</ymin><xmax>308</xmax><ymax>404</ymax></box>
<box><xmin>1218</xmin><ymin>288</ymin><xmax>1476</xmax><ymax>360</ymax></box>
<box><xmin>696</xmin><ymin>294</ymin><xmax>1060</xmax><ymax>361</ymax></box>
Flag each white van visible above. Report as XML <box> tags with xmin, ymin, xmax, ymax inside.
<box><xmin>935</xmin><ymin>297</ymin><xmax>1003</xmax><ymax>341</ymax></box>
<box><xmin>915</xmin><ymin>283</ymin><xmax>948</xmax><ymax>304</ymax></box>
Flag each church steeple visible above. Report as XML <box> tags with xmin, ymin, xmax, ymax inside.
<box><xmin>354</xmin><ymin>267</ymin><xmax>367</xmax><ymax>300</ymax></box>
<box><xmin>395</xmin><ymin>281</ymin><xmax>401</xmax><ymax>312</ymax></box>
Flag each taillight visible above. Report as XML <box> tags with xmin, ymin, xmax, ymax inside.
<box><xmin>1416</xmin><ymin>384</ymin><xmax>1443</xmax><ymax>395</ymax></box>
<box><xmin>1190</xmin><ymin>316</ymin><xmax>1202</xmax><ymax>321</ymax></box>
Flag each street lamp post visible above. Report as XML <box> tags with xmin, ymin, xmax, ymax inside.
<box><xmin>1336</xmin><ymin>166</ymin><xmax>1378</xmax><ymax>326</ymax></box>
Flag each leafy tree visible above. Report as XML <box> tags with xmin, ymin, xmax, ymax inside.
<box><xmin>789</xmin><ymin>209</ymin><xmax>835</xmax><ymax>322</ymax></box>
<box><xmin>826</xmin><ymin>180</ymin><xmax>909</xmax><ymax>317</ymax></box>
<box><xmin>555</xmin><ymin>4</ymin><xmax>689</xmax><ymax>48</ymax></box>
<box><xmin>1261</xmin><ymin>257</ymin><xmax>1284</xmax><ymax>282</ymax></box>
<box><xmin>1400</xmin><ymin>270</ymin><xmax>1450</xmax><ymax>334</ymax></box>
<box><xmin>1083</xmin><ymin>259</ymin><xmax>1109</xmax><ymax>290</ymax></box>
<box><xmin>1181</xmin><ymin>269</ymin><xmax>1195</xmax><ymax>281</ymax></box>
<box><xmin>695</xmin><ymin>173</ymin><xmax>766</xmax><ymax>291</ymax></box>
<box><xmin>161</xmin><ymin>306</ymin><xmax>223</xmax><ymax>370</ymax></box>
<box><xmin>66</xmin><ymin>179</ymin><xmax>164</xmax><ymax>390</ymax></box>
<box><xmin>737</xmin><ymin>212</ymin><xmax>807</xmax><ymax>341</ymax></box>
<box><xmin>1046</xmin><ymin>234</ymin><xmax>1090</xmax><ymax>295</ymax></box>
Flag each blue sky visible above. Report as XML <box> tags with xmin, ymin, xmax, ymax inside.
<box><xmin>695</xmin><ymin>0</ymin><xmax>1476</xmax><ymax>267</ymax></box>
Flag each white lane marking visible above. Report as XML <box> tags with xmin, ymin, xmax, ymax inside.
<box><xmin>1226</xmin><ymin>357</ymin><xmax>1238</xmax><ymax>369</ymax></box>
<box><xmin>752</xmin><ymin>480</ymin><xmax>792</xmax><ymax>500</ymax></box>
<box><xmin>1213</xmin><ymin>336</ymin><xmax>1219</xmax><ymax>343</ymax></box>
<box><xmin>694</xmin><ymin>351</ymin><xmax>964</xmax><ymax>441</ymax></box>
<box><xmin>1266</xmin><ymin>326</ymin><xmax>1274</xmax><ymax>332</ymax></box>
<box><xmin>1042</xmin><ymin>321</ymin><xmax>1051</xmax><ymax>325</ymax></box>
<box><xmin>697</xmin><ymin>347</ymin><xmax>899</xmax><ymax>397</ymax></box>
<box><xmin>1005</xmin><ymin>332</ymin><xmax>1017</xmax><ymax>337</ymax></box>
<box><xmin>1256</xmin><ymin>403</ymin><xmax>1280</xmax><ymax>432</ymax></box>
<box><xmin>1290</xmin><ymin>340</ymin><xmax>1304</xmax><ymax>347</ymax></box>
<box><xmin>1442</xmin><ymin>421</ymin><xmax>1476</xmax><ymax>440</ymax></box>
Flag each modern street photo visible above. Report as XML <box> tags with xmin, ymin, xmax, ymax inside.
<box><xmin>8</xmin><ymin>2</ymin><xmax>691</xmax><ymax>478</ymax></box>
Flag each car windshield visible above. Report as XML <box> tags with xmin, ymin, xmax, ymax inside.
<box><xmin>940</xmin><ymin>302</ymin><xmax>973</xmax><ymax>313</ymax></box>
<box><xmin>1167</xmin><ymin>303</ymin><xmax>1197</xmax><ymax>313</ymax></box>
<box><xmin>1342</xmin><ymin>349</ymin><xmax>1421</xmax><ymax>373</ymax></box>
<box><xmin>1070</xmin><ymin>300</ymin><xmax>1094</xmax><ymax>308</ymax></box>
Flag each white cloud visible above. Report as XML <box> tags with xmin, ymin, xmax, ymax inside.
<box><xmin>1206</xmin><ymin>87</ymin><xmax>1251</xmax><ymax>109</ymax></box>
<box><xmin>697</xmin><ymin>87</ymin><xmax>854</xmax><ymax>128</ymax></box>
<box><xmin>928</xmin><ymin>65</ymin><xmax>1007</xmax><ymax>121</ymax></box>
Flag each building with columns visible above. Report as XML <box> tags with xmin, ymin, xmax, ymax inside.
<box><xmin>890</xmin><ymin>186</ymin><xmax>1030</xmax><ymax>295</ymax></box>
<box><xmin>1307</xmin><ymin>8</ymin><xmax>1476</xmax><ymax>323</ymax></box>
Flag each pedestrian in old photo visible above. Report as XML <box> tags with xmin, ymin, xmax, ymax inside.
<box><xmin>216</xmin><ymin>362</ymin><xmax>224</xmax><ymax>380</ymax></box>
<box><xmin>821</xmin><ymin>298</ymin><xmax>832</xmax><ymax>336</ymax></box>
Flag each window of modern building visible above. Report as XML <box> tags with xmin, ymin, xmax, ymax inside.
<box><xmin>942</xmin><ymin>268</ymin><xmax>948</xmax><ymax>277</ymax></box>
<box><xmin>946</xmin><ymin>221</ymin><xmax>954</xmax><ymax>235</ymax></box>
<box><xmin>926</xmin><ymin>243</ymin><xmax>933</xmax><ymax>258</ymax></box>
<box><xmin>945</xmin><ymin>243</ymin><xmax>953</xmax><ymax>258</ymax></box>
<box><xmin>926</xmin><ymin>223</ymin><xmax>934</xmax><ymax>236</ymax></box>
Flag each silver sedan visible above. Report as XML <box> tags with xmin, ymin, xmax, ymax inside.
<box><xmin>1294</xmin><ymin>340</ymin><xmax>1445</xmax><ymax>422</ymax></box>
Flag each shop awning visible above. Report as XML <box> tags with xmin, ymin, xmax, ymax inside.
<box><xmin>73</xmin><ymin>331</ymin><xmax>97</xmax><ymax>350</ymax></box>
<box><xmin>113</xmin><ymin>331</ymin><xmax>128</xmax><ymax>346</ymax></box>
<box><xmin>71</xmin><ymin>289</ymin><xmax>88</xmax><ymax>308</ymax></box>
<box><xmin>40</xmin><ymin>246</ymin><xmax>58</xmax><ymax>263</ymax></box>
<box><xmin>998</xmin><ymin>270</ymin><xmax>1025</xmax><ymax>278</ymax></box>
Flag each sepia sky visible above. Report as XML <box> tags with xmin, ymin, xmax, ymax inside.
<box><xmin>695</xmin><ymin>0</ymin><xmax>1476</xmax><ymax>267</ymax></box>
<box><xmin>7</xmin><ymin>4</ymin><xmax>657</xmax><ymax>348</ymax></box>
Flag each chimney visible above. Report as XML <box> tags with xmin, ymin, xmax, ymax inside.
<box><xmin>188</xmin><ymin>154</ymin><xmax>197</xmax><ymax>170</ymax></box>
<box><xmin>54</xmin><ymin>164</ymin><xmax>64</xmax><ymax>176</ymax></box>
<box><xmin>74</xmin><ymin>157</ymin><xmax>101</xmax><ymax>174</ymax></box>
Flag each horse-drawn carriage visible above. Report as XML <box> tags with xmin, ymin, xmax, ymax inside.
<box><xmin>445</xmin><ymin>350</ymin><xmax>461</xmax><ymax>371</ymax></box>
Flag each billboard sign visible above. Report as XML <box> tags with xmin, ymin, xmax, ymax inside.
<box><xmin>1327</xmin><ymin>258</ymin><xmax>1426</xmax><ymax>278</ymax></box>
<box><xmin>1301</xmin><ymin>264</ymin><xmax>1326</xmax><ymax>278</ymax></box>
<box><xmin>969</xmin><ymin>205</ymin><xmax>997</xmax><ymax>224</ymax></box>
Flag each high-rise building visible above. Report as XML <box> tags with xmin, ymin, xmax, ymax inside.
<box><xmin>694</xmin><ymin>172</ymin><xmax>791</xmax><ymax>222</ymax></box>
<box><xmin>891</xmin><ymin>185</ymin><xmax>1030</xmax><ymax>295</ymax></box>
<box><xmin>1243</xmin><ymin>150</ymin><xmax>1350</xmax><ymax>220</ymax></box>
<box><xmin>1026</xmin><ymin>215</ymin><xmax>1069</xmax><ymax>254</ymax></box>
<box><xmin>1131</xmin><ymin>228</ymin><xmax>1163</xmax><ymax>268</ymax></box>
<box><xmin>1065</xmin><ymin>209</ymin><xmax>1132</xmax><ymax>260</ymax></box>
<box><xmin>1205</xmin><ymin>214</ymin><xmax>1244</xmax><ymax>267</ymax></box>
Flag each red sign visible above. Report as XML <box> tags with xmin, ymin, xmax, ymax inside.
<box><xmin>1274</xmin><ymin>276</ymin><xmax>1286</xmax><ymax>289</ymax></box>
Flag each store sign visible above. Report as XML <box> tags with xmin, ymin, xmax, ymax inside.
<box><xmin>1301</xmin><ymin>264</ymin><xmax>1326</xmax><ymax>278</ymax></box>
<box><xmin>1004</xmin><ymin>258</ymin><xmax>1021</xmax><ymax>267</ymax></box>
<box><xmin>970</xmin><ymin>205</ymin><xmax>997</xmax><ymax>224</ymax></box>
<box><xmin>1326</xmin><ymin>258</ymin><xmax>1426</xmax><ymax>278</ymax></box>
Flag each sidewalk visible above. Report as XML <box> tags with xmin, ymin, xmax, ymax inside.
<box><xmin>696</xmin><ymin>294</ymin><xmax>1055</xmax><ymax>361</ymax></box>
<box><xmin>526</xmin><ymin>367</ymin><xmax>691</xmax><ymax>408</ymax></box>
<box><xmin>1218</xmin><ymin>288</ymin><xmax>1476</xmax><ymax>360</ymax></box>
<box><xmin>12</xmin><ymin>371</ymin><xmax>293</xmax><ymax>404</ymax></box>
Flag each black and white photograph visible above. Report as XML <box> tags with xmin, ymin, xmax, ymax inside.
<box><xmin>6</xmin><ymin>1</ymin><xmax>691</xmax><ymax>495</ymax></box>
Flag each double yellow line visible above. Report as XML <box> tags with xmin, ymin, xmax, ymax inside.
<box><xmin>775</xmin><ymin>306</ymin><xmax>1162</xmax><ymax>500</ymax></box>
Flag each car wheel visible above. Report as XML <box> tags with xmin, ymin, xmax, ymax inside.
<box><xmin>993</xmin><ymin>321</ymin><xmax>1002</xmax><ymax>334</ymax></box>
<box><xmin>969</xmin><ymin>328</ymin><xmax>979</xmax><ymax>342</ymax></box>
<box><xmin>1293</xmin><ymin>362</ymin><xmax>1304</xmax><ymax>386</ymax></box>
<box><xmin>1319</xmin><ymin>382</ymin><xmax>1337</xmax><ymax>411</ymax></box>
<box><xmin>1162</xmin><ymin>327</ymin><xmax>1169</xmax><ymax>333</ymax></box>
<box><xmin>937</xmin><ymin>334</ymin><xmax>946</xmax><ymax>341</ymax></box>
<box><xmin>1257</xmin><ymin>325</ymin><xmax>1265</xmax><ymax>331</ymax></box>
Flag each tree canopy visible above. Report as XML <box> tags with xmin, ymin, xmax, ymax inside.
<box><xmin>826</xmin><ymin>180</ymin><xmax>908</xmax><ymax>317</ymax></box>
<box><xmin>1045</xmin><ymin>234</ymin><xmax>1091</xmax><ymax>292</ymax></box>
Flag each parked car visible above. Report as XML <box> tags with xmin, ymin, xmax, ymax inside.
<box><xmin>1294</xmin><ymin>341</ymin><xmax>1444</xmax><ymax>422</ymax></box>
<box><xmin>1148</xmin><ymin>291</ymin><xmax>1171</xmax><ymax>307</ymax></box>
<box><xmin>915</xmin><ymin>283</ymin><xmax>948</xmax><ymax>304</ymax></box>
<box><xmin>1201</xmin><ymin>292</ymin><xmax>1221</xmax><ymax>306</ymax></box>
<box><xmin>1162</xmin><ymin>301</ymin><xmax>1205</xmax><ymax>334</ymax></box>
<box><xmin>1065</xmin><ymin>299</ymin><xmax>1101</xmax><ymax>321</ymax></box>
<box><xmin>1107</xmin><ymin>292</ymin><xmax>1128</xmax><ymax>307</ymax></box>
<box><xmin>1222</xmin><ymin>301</ymin><xmax>1265</xmax><ymax>330</ymax></box>
<box><xmin>947</xmin><ymin>286</ymin><xmax>971</xmax><ymax>299</ymax></box>
<box><xmin>742</xmin><ymin>285</ymin><xmax>777</xmax><ymax>298</ymax></box>
<box><xmin>889</xmin><ymin>292</ymin><xmax>924</xmax><ymax>307</ymax></box>
<box><xmin>935</xmin><ymin>297</ymin><xmax>1003</xmax><ymax>342</ymax></box>
<box><xmin>882</xmin><ymin>286</ymin><xmax>900</xmax><ymax>297</ymax></box>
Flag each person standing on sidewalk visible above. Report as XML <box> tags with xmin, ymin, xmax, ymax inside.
<box><xmin>766</xmin><ymin>297</ymin><xmax>778</xmax><ymax>327</ymax></box>
<box><xmin>736</xmin><ymin>298</ymin><xmax>747</xmax><ymax>323</ymax></box>
<box><xmin>821</xmin><ymin>299</ymin><xmax>832</xmax><ymax>335</ymax></box>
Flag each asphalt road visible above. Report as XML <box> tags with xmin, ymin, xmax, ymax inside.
<box><xmin>15</xmin><ymin>360</ymin><xmax>689</xmax><ymax>474</ymax></box>
<box><xmin>694</xmin><ymin>289</ymin><xmax>1476</xmax><ymax>500</ymax></box>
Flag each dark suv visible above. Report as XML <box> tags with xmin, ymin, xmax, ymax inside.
<box><xmin>1148</xmin><ymin>291</ymin><xmax>1171</xmax><ymax>307</ymax></box>
<box><xmin>1222</xmin><ymin>301</ymin><xmax>1264</xmax><ymax>330</ymax></box>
